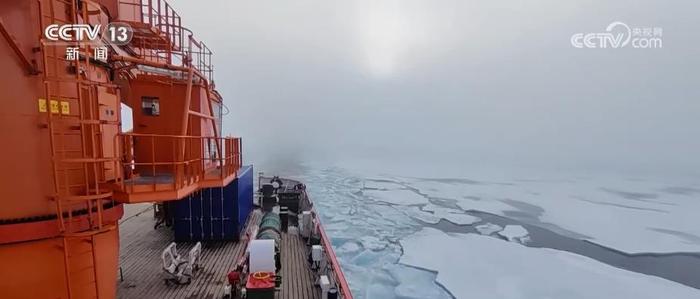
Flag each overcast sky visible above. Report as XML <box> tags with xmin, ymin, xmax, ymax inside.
<box><xmin>168</xmin><ymin>0</ymin><xmax>699</xmax><ymax>176</ymax></box>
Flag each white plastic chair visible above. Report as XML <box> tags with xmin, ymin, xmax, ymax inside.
<box><xmin>162</xmin><ymin>242</ymin><xmax>184</xmax><ymax>275</ymax></box>
<box><xmin>162</xmin><ymin>242</ymin><xmax>202</xmax><ymax>285</ymax></box>
<box><xmin>182</xmin><ymin>242</ymin><xmax>202</xmax><ymax>277</ymax></box>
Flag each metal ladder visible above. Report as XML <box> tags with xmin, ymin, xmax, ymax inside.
<box><xmin>39</xmin><ymin>0</ymin><xmax>116</xmax><ymax>298</ymax></box>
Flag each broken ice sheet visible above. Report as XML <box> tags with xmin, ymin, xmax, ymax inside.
<box><xmin>476</xmin><ymin>223</ymin><xmax>503</xmax><ymax>235</ymax></box>
<box><xmin>363</xmin><ymin>179</ymin><xmax>404</xmax><ymax>190</ymax></box>
<box><xmin>437</xmin><ymin>212</ymin><xmax>480</xmax><ymax>225</ymax></box>
<box><xmin>401</xmin><ymin>175</ymin><xmax>700</xmax><ymax>253</ymax></box>
<box><xmin>387</xmin><ymin>264</ymin><xmax>453</xmax><ymax>299</ymax></box>
<box><xmin>359</xmin><ymin>236</ymin><xmax>389</xmax><ymax>251</ymax></box>
<box><xmin>498</xmin><ymin>225</ymin><xmax>531</xmax><ymax>244</ymax></box>
<box><xmin>400</xmin><ymin>228</ymin><xmax>700</xmax><ymax>299</ymax></box>
<box><xmin>421</xmin><ymin>203</ymin><xmax>481</xmax><ymax>225</ymax></box>
<box><xmin>363</xmin><ymin>189</ymin><xmax>428</xmax><ymax>205</ymax></box>
<box><xmin>396</xmin><ymin>206</ymin><xmax>440</xmax><ymax>224</ymax></box>
<box><xmin>337</xmin><ymin>241</ymin><xmax>362</xmax><ymax>254</ymax></box>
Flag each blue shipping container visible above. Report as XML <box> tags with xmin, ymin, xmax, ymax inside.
<box><xmin>173</xmin><ymin>165</ymin><xmax>254</xmax><ymax>241</ymax></box>
<box><xmin>235</xmin><ymin>165</ymin><xmax>254</xmax><ymax>229</ymax></box>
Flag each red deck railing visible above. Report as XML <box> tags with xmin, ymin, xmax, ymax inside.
<box><xmin>114</xmin><ymin>133</ymin><xmax>241</xmax><ymax>202</ymax></box>
<box><xmin>314</xmin><ymin>210</ymin><xmax>354</xmax><ymax>299</ymax></box>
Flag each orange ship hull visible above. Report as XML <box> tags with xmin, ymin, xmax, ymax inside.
<box><xmin>1</xmin><ymin>0</ymin><xmax>237</xmax><ymax>297</ymax></box>
<box><xmin>0</xmin><ymin>227</ymin><xmax>120</xmax><ymax>299</ymax></box>
<box><xmin>0</xmin><ymin>0</ymin><xmax>303</xmax><ymax>298</ymax></box>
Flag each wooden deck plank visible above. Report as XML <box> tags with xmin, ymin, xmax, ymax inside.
<box><xmin>289</xmin><ymin>234</ymin><xmax>297</xmax><ymax>299</ymax></box>
<box><xmin>181</xmin><ymin>241</ymin><xmax>225</xmax><ymax>298</ymax></box>
<box><xmin>280</xmin><ymin>233</ymin><xmax>290</xmax><ymax>299</ymax></box>
<box><xmin>117</xmin><ymin>208</ymin><xmax>257</xmax><ymax>299</ymax></box>
<box><xmin>117</xmin><ymin>208</ymin><xmax>320</xmax><ymax>299</ymax></box>
<box><xmin>285</xmin><ymin>233</ymin><xmax>294</xmax><ymax>299</ymax></box>
<box><xmin>291</xmin><ymin>233</ymin><xmax>299</xmax><ymax>299</ymax></box>
<box><xmin>278</xmin><ymin>231</ymin><xmax>321</xmax><ymax>299</ymax></box>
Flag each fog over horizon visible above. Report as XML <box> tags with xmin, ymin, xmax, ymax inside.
<box><xmin>169</xmin><ymin>0</ymin><xmax>699</xmax><ymax>177</ymax></box>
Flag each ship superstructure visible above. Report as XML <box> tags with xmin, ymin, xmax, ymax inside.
<box><xmin>0</xmin><ymin>1</ymin><xmax>351</xmax><ymax>298</ymax></box>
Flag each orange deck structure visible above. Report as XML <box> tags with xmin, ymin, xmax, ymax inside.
<box><xmin>0</xmin><ymin>0</ymin><xmax>241</xmax><ymax>298</ymax></box>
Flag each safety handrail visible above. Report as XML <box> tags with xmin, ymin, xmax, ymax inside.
<box><xmin>115</xmin><ymin>133</ymin><xmax>242</xmax><ymax>195</ymax></box>
<box><xmin>117</xmin><ymin>0</ymin><xmax>215</xmax><ymax>83</ymax></box>
<box><xmin>314</xmin><ymin>210</ymin><xmax>353</xmax><ymax>299</ymax></box>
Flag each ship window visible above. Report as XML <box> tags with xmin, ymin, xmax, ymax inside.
<box><xmin>141</xmin><ymin>97</ymin><xmax>160</xmax><ymax>116</ymax></box>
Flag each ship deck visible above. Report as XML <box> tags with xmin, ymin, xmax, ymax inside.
<box><xmin>117</xmin><ymin>204</ymin><xmax>321</xmax><ymax>299</ymax></box>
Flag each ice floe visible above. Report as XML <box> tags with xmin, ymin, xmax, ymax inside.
<box><xmin>337</xmin><ymin>241</ymin><xmax>362</xmax><ymax>254</ymax></box>
<box><xmin>363</xmin><ymin>179</ymin><xmax>404</xmax><ymax>190</ymax></box>
<box><xmin>421</xmin><ymin>204</ymin><xmax>482</xmax><ymax>225</ymax></box>
<box><xmin>399</xmin><ymin>206</ymin><xmax>441</xmax><ymax>224</ymax></box>
<box><xmin>307</xmin><ymin>167</ymin><xmax>700</xmax><ymax>299</ymax></box>
<box><xmin>398</xmin><ymin>175</ymin><xmax>700</xmax><ymax>253</ymax></box>
<box><xmin>439</xmin><ymin>213</ymin><xmax>481</xmax><ymax>225</ymax></box>
<box><xmin>497</xmin><ymin>225</ymin><xmax>531</xmax><ymax>244</ymax></box>
<box><xmin>400</xmin><ymin>228</ymin><xmax>700</xmax><ymax>299</ymax></box>
<box><xmin>475</xmin><ymin>223</ymin><xmax>503</xmax><ymax>235</ymax></box>
<box><xmin>359</xmin><ymin>236</ymin><xmax>389</xmax><ymax>251</ymax></box>
<box><xmin>387</xmin><ymin>264</ymin><xmax>453</xmax><ymax>299</ymax></box>
<box><xmin>364</xmin><ymin>189</ymin><xmax>428</xmax><ymax>205</ymax></box>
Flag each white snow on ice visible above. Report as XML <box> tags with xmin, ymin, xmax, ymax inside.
<box><xmin>422</xmin><ymin>205</ymin><xmax>481</xmax><ymax>225</ymax></box>
<box><xmin>497</xmin><ymin>225</ymin><xmax>531</xmax><ymax>244</ymax></box>
<box><xmin>400</xmin><ymin>228</ymin><xmax>700</xmax><ymax>299</ymax></box>
<box><xmin>476</xmin><ymin>223</ymin><xmax>503</xmax><ymax>235</ymax></box>
<box><xmin>398</xmin><ymin>175</ymin><xmax>700</xmax><ymax>253</ymax></box>
<box><xmin>388</xmin><ymin>264</ymin><xmax>450</xmax><ymax>299</ymax></box>
<box><xmin>398</xmin><ymin>206</ymin><xmax>441</xmax><ymax>224</ymax></box>
<box><xmin>303</xmin><ymin>167</ymin><xmax>700</xmax><ymax>299</ymax></box>
<box><xmin>439</xmin><ymin>213</ymin><xmax>481</xmax><ymax>225</ymax></box>
<box><xmin>363</xmin><ymin>179</ymin><xmax>404</xmax><ymax>190</ymax></box>
<box><xmin>364</xmin><ymin>189</ymin><xmax>428</xmax><ymax>205</ymax></box>
<box><xmin>359</xmin><ymin>236</ymin><xmax>389</xmax><ymax>251</ymax></box>
<box><xmin>337</xmin><ymin>241</ymin><xmax>362</xmax><ymax>254</ymax></box>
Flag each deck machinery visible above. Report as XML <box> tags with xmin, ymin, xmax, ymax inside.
<box><xmin>0</xmin><ymin>0</ymin><xmax>243</xmax><ymax>298</ymax></box>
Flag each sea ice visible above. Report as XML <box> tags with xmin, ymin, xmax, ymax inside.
<box><xmin>421</xmin><ymin>204</ymin><xmax>481</xmax><ymax>225</ymax></box>
<box><xmin>440</xmin><ymin>213</ymin><xmax>481</xmax><ymax>225</ymax></box>
<box><xmin>400</xmin><ymin>228</ymin><xmax>700</xmax><ymax>299</ymax></box>
<box><xmin>305</xmin><ymin>169</ymin><xmax>453</xmax><ymax>298</ymax></box>
<box><xmin>421</xmin><ymin>203</ymin><xmax>457</xmax><ymax>213</ymax></box>
<box><xmin>387</xmin><ymin>264</ymin><xmax>453</xmax><ymax>299</ymax></box>
<box><xmin>359</xmin><ymin>236</ymin><xmax>389</xmax><ymax>251</ymax></box>
<box><xmin>476</xmin><ymin>223</ymin><xmax>503</xmax><ymax>235</ymax></box>
<box><xmin>363</xmin><ymin>179</ymin><xmax>403</xmax><ymax>190</ymax></box>
<box><xmin>497</xmin><ymin>225</ymin><xmax>531</xmax><ymax>244</ymax></box>
<box><xmin>399</xmin><ymin>175</ymin><xmax>700</xmax><ymax>253</ymax></box>
<box><xmin>399</xmin><ymin>206</ymin><xmax>440</xmax><ymax>224</ymax></box>
<box><xmin>351</xmin><ymin>250</ymin><xmax>385</xmax><ymax>266</ymax></box>
<box><xmin>365</xmin><ymin>282</ymin><xmax>397</xmax><ymax>299</ymax></box>
<box><xmin>337</xmin><ymin>241</ymin><xmax>362</xmax><ymax>254</ymax></box>
<box><xmin>340</xmin><ymin>262</ymin><xmax>399</xmax><ymax>299</ymax></box>
<box><xmin>363</xmin><ymin>189</ymin><xmax>428</xmax><ymax>205</ymax></box>
<box><xmin>305</xmin><ymin>167</ymin><xmax>700</xmax><ymax>299</ymax></box>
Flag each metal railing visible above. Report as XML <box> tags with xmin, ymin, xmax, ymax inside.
<box><xmin>118</xmin><ymin>0</ymin><xmax>215</xmax><ymax>83</ymax></box>
<box><xmin>118</xmin><ymin>0</ymin><xmax>182</xmax><ymax>50</ymax></box>
<box><xmin>115</xmin><ymin>133</ymin><xmax>241</xmax><ymax>195</ymax></box>
<box><xmin>315</xmin><ymin>212</ymin><xmax>354</xmax><ymax>299</ymax></box>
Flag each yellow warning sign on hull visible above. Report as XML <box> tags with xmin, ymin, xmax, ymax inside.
<box><xmin>39</xmin><ymin>98</ymin><xmax>70</xmax><ymax>115</ymax></box>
